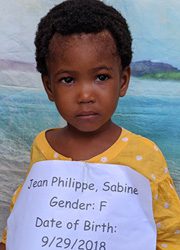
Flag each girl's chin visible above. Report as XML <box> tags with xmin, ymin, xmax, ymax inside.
<box><xmin>66</xmin><ymin>121</ymin><xmax>113</xmax><ymax>135</ymax></box>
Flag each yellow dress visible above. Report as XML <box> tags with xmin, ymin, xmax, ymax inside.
<box><xmin>2</xmin><ymin>128</ymin><xmax>180</xmax><ymax>249</ymax></box>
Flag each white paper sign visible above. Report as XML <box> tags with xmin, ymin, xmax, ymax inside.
<box><xmin>7</xmin><ymin>160</ymin><xmax>156</xmax><ymax>250</ymax></box>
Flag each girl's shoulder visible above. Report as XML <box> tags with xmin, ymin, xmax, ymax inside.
<box><xmin>119</xmin><ymin>128</ymin><xmax>168</xmax><ymax>183</ymax></box>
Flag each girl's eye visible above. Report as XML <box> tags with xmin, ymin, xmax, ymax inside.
<box><xmin>60</xmin><ymin>77</ymin><xmax>74</xmax><ymax>85</ymax></box>
<box><xmin>96</xmin><ymin>74</ymin><xmax>110</xmax><ymax>82</ymax></box>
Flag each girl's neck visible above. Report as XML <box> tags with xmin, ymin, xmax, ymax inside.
<box><xmin>46</xmin><ymin>121</ymin><xmax>122</xmax><ymax>161</ymax></box>
<box><xmin>66</xmin><ymin>120</ymin><xmax>120</xmax><ymax>139</ymax></box>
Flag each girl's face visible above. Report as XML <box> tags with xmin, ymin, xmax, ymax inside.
<box><xmin>43</xmin><ymin>31</ymin><xmax>130</xmax><ymax>133</ymax></box>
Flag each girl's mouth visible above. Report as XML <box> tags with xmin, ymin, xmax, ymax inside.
<box><xmin>76</xmin><ymin>111</ymin><xmax>99</xmax><ymax>118</ymax></box>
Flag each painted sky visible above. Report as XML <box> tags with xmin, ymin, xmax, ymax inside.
<box><xmin>0</xmin><ymin>0</ymin><xmax>180</xmax><ymax>68</ymax></box>
<box><xmin>109</xmin><ymin>0</ymin><xmax>180</xmax><ymax>69</ymax></box>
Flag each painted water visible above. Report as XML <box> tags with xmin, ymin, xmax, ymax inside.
<box><xmin>0</xmin><ymin>76</ymin><xmax>180</xmax><ymax>235</ymax></box>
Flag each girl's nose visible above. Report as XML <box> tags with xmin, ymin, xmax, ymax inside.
<box><xmin>77</xmin><ymin>83</ymin><xmax>96</xmax><ymax>104</ymax></box>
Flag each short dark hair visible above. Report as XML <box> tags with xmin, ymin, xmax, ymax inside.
<box><xmin>35</xmin><ymin>0</ymin><xmax>132</xmax><ymax>75</ymax></box>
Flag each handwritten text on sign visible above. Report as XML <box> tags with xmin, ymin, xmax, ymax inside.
<box><xmin>7</xmin><ymin>160</ymin><xmax>156</xmax><ymax>250</ymax></box>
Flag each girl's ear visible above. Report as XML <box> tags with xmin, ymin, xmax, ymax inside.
<box><xmin>119</xmin><ymin>66</ymin><xmax>131</xmax><ymax>97</ymax></box>
<box><xmin>41</xmin><ymin>75</ymin><xmax>54</xmax><ymax>102</ymax></box>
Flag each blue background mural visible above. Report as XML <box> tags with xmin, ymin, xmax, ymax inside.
<box><xmin>0</xmin><ymin>0</ymin><xmax>180</xmax><ymax>235</ymax></box>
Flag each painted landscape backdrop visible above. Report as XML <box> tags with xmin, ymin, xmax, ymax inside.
<box><xmin>0</xmin><ymin>0</ymin><xmax>180</xmax><ymax>236</ymax></box>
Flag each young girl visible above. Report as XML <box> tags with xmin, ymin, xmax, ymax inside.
<box><xmin>1</xmin><ymin>0</ymin><xmax>180</xmax><ymax>249</ymax></box>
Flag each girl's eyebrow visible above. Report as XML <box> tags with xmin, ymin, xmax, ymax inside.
<box><xmin>54</xmin><ymin>70</ymin><xmax>77</xmax><ymax>76</ymax></box>
<box><xmin>54</xmin><ymin>66</ymin><xmax>113</xmax><ymax>77</ymax></box>
<box><xmin>91</xmin><ymin>66</ymin><xmax>113</xmax><ymax>72</ymax></box>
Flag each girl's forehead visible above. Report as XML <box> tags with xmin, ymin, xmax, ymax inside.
<box><xmin>48</xmin><ymin>31</ymin><xmax>118</xmax><ymax>58</ymax></box>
